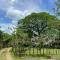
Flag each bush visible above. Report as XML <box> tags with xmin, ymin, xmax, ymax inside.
<box><xmin>0</xmin><ymin>44</ymin><xmax>3</xmax><ymax>49</ymax></box>
<box><xmin>13</xmin><ymin>47</ymin><xmax>27</xmax><ymax>56</ymax></box>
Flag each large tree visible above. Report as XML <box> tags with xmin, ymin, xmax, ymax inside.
<box><xmin>18</xmin><ymin>12</ymin><xmax>60</xmax><ymax>47</ymax></box>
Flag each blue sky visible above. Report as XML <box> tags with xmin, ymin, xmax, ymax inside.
<box><xmin>0</xmin><ymin>0</ymin><xmax>55</xmax><ymax>33</ymax></box>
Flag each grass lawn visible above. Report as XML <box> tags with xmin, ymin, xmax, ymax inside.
<box><xmin>0</xmin><ymin>48</ymin><xmax>60</xmax><ymax>60</ymax></box>
<box><xmin>12</xmin><ymin>48</ymin><xmax>60</xmax><ymax>60</ymax></box>
<box><xmin>26</xmin><ymin>48</ymin><xmax>58</xmax><ymax>55</ymax></box>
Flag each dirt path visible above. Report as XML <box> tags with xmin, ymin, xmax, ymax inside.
<box><xmin>5</xmin><ymin>48</ymin><xmax>14</xmax><ymax>60</ymax></box>
<box><xmin>0</xmin><ymin>48</ymin><xmax>14</xmax><ymax>60</ymax></box>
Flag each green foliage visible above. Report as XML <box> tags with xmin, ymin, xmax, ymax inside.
<box><xmin>0</xmin><ymin>30</ymin><xmax>3</xmax><ymax>41</ymax></box>
<box><xmin>0</xmin><ymin>30</ymin><xmax>11</xmax><ymax>48</ymax></box>
<box><xmin>3</xmin><ymin>32</ymin><xmax>11</xmax><ymax>41</ymax></box>
<box><xmin>19</xmin><ymin>12</ymin><xmax>60</xmax><ymax>47</ymax></box>
<box><xmin>12</xmin><ymin>12</ymin><xmax>60</xmax><ymax>56</ymax></box>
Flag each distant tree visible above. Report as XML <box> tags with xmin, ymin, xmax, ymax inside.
<box><xmin>0</xmin><ymin>30</ymin><xmax>3</xmax><ymax>41</ymax></box>
<box><xmin>0</xmin><ymin>30</ymin><xmax>3</xmax><ymax>48</ymax></box>
<box><xmin>55</xmin><ymin>0</ymin><xmax>60</xmax><ymax>16</ymax></box>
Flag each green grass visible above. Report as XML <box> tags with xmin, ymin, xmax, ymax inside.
<box><xmin>25</xmin><ymin>48</ymin><xmax>60</xmax><ymax>55</ymax></box>
<box><xmin>1</xmin><ymin>48</ymin><xmax>60</xmax><ymax>60</ymax></box>
<box><xmin>12</xmin><ymin>48</ymin><xmax>60</xmax><ymax>60</ymax></box>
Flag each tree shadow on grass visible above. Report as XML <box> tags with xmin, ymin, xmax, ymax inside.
<box><xmin>28</xmin><ymin>54</ymin><xmax>52</xmax><ymax>59</ymax></box>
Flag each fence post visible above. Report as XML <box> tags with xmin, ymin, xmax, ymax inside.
<box><xmin>37</xmin><ymin>47</ymin><xmax>38</xmax><ymax>55</ymax></box>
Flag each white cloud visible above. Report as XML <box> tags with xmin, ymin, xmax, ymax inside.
<box><xmin>0</xmin><ymin>23</ymin><xmax>16</xmax><ymax>34</ymax></box>
<box><xmin>0</xmin><ymin>0</ymin><xmax>14</xmax><ymax>10</ymax></box>
<box><xmin>0</xmin><ymin>0</ymin><xmax>42</xmax><ymax>23</ymax></box>
<box><xmin>6</xmin><ymin>6</ymin><xmax>42</xmax><ymax>25</ymax></box>
<box><xmin>11</xmin><ymin>0</ymin><xmax>15</xmax><ymax>2</ymax></box>
<box><xmin>6</xmin><ymin>7</ymin><xmax>23</xmax><ymax>19</ymax></box>
<box><xmin>0</xmin><ymin>0</ymin><xmax>48</xmax><ymax>33</ymax></box>
<box><xmin>6</xmin><ymin>7</ymin><xmax>23</xmax><ymax>25</ymax></box>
